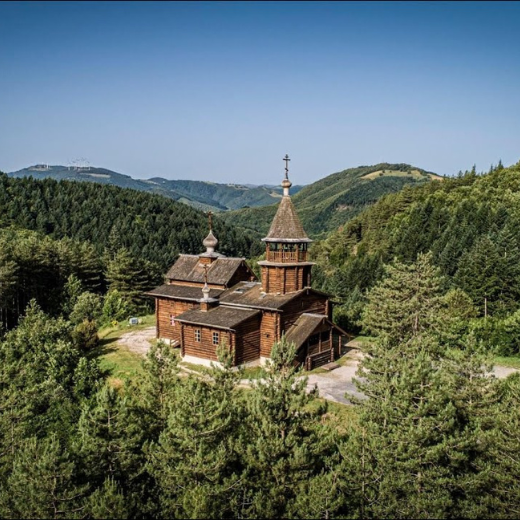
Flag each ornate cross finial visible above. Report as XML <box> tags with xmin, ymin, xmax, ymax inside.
<box><xmin>207</xmin><ymin>211</ymin><xmax>213</xmax><ymax>231</ymax></box>
<box><xmin>283</xmin><ymin>154</ymin><xmax>290</xmax><ymax>180</ymax></box>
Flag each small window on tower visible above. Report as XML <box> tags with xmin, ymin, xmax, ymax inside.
<box><xmin>212</xmin><ymin>331</ymin><xmax>219</xmax><ymax>345</ymax></box>
<box><xmin>195</xmin><ymin>329</ymin><xmax>201</xmax><ymax>342</ymax></box>
<box><xmin>169</xmin><ymin>314</ymin><xmax>175</xmax><ymax>326</ymax></box>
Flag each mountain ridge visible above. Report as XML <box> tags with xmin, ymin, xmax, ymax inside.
<box><xmin>218</xmin><ymin>162</ymin><xmax>443</xmax><ymax>239</ymax></box>
<box><xmin>7</xmin><ymin>164</ymin><xmax>304</xmax><ymax>212</ymax></box>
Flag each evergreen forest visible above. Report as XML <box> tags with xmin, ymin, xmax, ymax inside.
<box><xmin>1</xmin><ymin>162</ymin><xmax>520</xmax><ymax>518</ymax></box>
<box><xmin>313</xmin><ymin>161</ymin><xmax>520</xmax><ymax>356</ymax></box>
<box><xmin>0</xmin><ymin>173</ymin><xmax>260</xmax><ymax>329</ymax></box>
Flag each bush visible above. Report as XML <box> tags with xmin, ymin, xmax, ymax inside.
<box><xmin>102</xmin><ymin>290</ymin><xmax>131</xmax><ymax>324</ymax></box>
<box><xmin>72</xmin><ymin>319</ymin><xmax>99</xmax><ymax>352</ymax></box>
<box><xmin>469</xmin><ymin>310</ymin><xmax>520</xmax><ymax>356</ymax></box>
<box><xmin>70</xmin><ymin>292</ymin><xmax>103</xmax><ymax>325</ymax></box>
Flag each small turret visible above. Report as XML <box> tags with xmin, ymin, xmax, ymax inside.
<box><xmin>199</xmin><ymin>265</ymin><xmax>218</xmax><ymax>311</ymax></box>
<box><xmin>199</xmin><ymin>211</ymin><xmax>223</xmax><ymax>265</ymax></box>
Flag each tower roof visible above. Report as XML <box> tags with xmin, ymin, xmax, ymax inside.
<box><xmin>262</xmin><ymin>155</ymin><xmax>311</xmax><ymax>243</ymax></box>
<box><xmin>262</xmin><ymin>196</ymin><xmax>311</xmax><ymax>243</ymax></box>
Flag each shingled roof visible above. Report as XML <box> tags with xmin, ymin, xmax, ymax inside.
<box><xmin>166</xmin><ymin>255</ymin><xmax>247</xmax><ymax>286</ymax></box>
<box><xmin>145</xmin><ymin>284</ymin><xmax>224</xmax><ymax>301</ymax></box>
<box><xmin>219</xmin><ymin>281</ymin><xmax>317</xmax><ymax>310</ymax></box>
<box><xmin>285</xmin><ymin>313</ymin><xmax>327</xmax><ymax>350</ymax></box>
<box><xmin>174</xmin><ymin>306</ymin><xmax>260</xmax><ymax>331</ymax></box>
<box><xmin>262</xmin><ymin>196</ymin><xmax>312</xmax><ymax>243</ymax></box>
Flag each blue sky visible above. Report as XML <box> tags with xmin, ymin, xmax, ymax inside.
<box><xmin>1</xmin><ymin>1</ymin><xmax>519</xmax><ymax>184</ymax></box>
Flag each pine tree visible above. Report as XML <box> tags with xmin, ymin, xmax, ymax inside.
<box><xmin>105</xmin><ymin>248</ymin><xmax>160</xmax><ymax>312</ymax></box>
<box><xmin>362</xmin><ymin>252</ymin><xmax>448</xmax><ymax>344</ymax></box>
<box><xmin>349</xmin><ymin>333</ymin><xmax>498</xmax><ymax>518</ymax></box>
<box><xmin>84</xmin><ymin>478</ymin><xmax>129</xmax><ymax>519</ymax></box>
<box><xmin>0</xmin><ymin>435</ymin><xmax>88</xmax><ymax>519</ymax></box>
<box><xmin>147</xmin><ymin>345</ymin><xmax>244</xmax><ymax>518</ymax></box>
<box><xmin>238</xmin><ymin>337</ymin><xmax>337</xmax><ymax>518</ymax></box>
<box><xmin>487</xmin><ymin>373</ymin><xmax>520</xmax><ymax>516</ymax></box>
<box><xmin>455</xmin><ymin>236</ymin><xmax>503</xmax><ymax>316</ymax></box>
<box><xmin>75</xmin><ymin>384</ymin><xmax>146</xmax><ymax>491</ymax></box>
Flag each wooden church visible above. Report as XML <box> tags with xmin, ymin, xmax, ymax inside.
<box><xmin>147</xmin><ymin>156</ymin><xmax>347</xmax><ymax>369</ymax></box>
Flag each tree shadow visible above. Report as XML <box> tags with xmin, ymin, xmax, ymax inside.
<box><xmin>89</xmin><ymin>336</ymin><xmax>119</xmax><ymax>360</ymax></box>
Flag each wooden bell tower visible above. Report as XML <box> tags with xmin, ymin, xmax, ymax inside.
<box><xmin>258</xmin><ymin>155</ymin><xmax>315</xmax><ymax>294</ymax></box>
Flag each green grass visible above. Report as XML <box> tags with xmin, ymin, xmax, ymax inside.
<box><xmin>93</xmin><ymin>313</ymin><xmax>156</xmax><ymax>385</ymax></box>
<box><xmin>239</xmin><ymin>366</ymin><xmax>265</xmax><ymax>380</ymax></box>
<box><xmin>97</xmin><ymin>313</ymin><xmax>156</xmax><ymax>342</ymax></box>
<box><xmin>493</xmin><ymin>356</ymin><xmax>520</xmax><ymax>369</ymax></box>
<box><xmin>98</xmin><ymin>344</ymin><xmax>145</xmax><ymax>384</ymax></box>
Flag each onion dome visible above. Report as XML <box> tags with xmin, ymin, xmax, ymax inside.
<box><xmin>203</xmin><ymin>230</ymin><xmax>218</xmax><ymax>253</ymax></box>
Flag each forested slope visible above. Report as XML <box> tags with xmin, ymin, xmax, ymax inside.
<box><xmin>0</xmin><ymin>173</ymin><xmax>260</xmax><ymax>328</ymax></box>
<box><xmin>219</xmin><ymin>163</ymin><xmax>440</xmax><ymax>238</ymax></box>
<box><xmin>0</xmin><ymin>173</ymin><xmax>259</xmax><ymax>269</ymax></box>
<box><xmin>313</xmin><ymin>161</ymin><xmax>520</xmax><ymax>345</ymax></box>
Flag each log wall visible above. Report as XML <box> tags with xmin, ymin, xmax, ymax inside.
<box><xmin>261</xmin><ymin>265</ymin><xmax>312</xmax><ymax>294</ymax></box>
<box><xmin>280</xmin><ymin>292</ymin><xmax>328</xmax><ymax>331</ymax></box>
<box><xmin>305</xmin><ymin>349</ymin><xmax>334</xmax><ymax>371</ymax></box>
<box><xmin>181</xmin><ymin>324</ymin><xmax>232</xmax><ymax>362</ymax></box>
<box><xmin>260</xmin><ymin>310</ymin><xmax>280</xmax><ymax>357</ymax></box>
<box><xmin>235</xmin><ymin>315</ymin><xmax>261</xmax><ymax>365</ymax></box>
<box><xmin>156</xmin><ymin>298</ymin><xmax>197</xmax><ymax>342</ymax></box>
<box><xmin>228</xmin><ymin>262</ymin><xmax>257</xmax><ymax>287</ymax></box>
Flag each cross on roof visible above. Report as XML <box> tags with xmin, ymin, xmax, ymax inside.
<box><xmin>283</xmin><ymin>154</ymin><xmax>290</xmax><ymax>180</ymax></box>
<box><xmin>207</xmin><ymin>211</ymin><xmax>213</xmax><ymax>231</ymax></box>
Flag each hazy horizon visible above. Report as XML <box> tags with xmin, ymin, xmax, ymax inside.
<box><xmin>1</xmin><ymin>1</ymin><xmax>519</xmax><ymax>185</ymax></box>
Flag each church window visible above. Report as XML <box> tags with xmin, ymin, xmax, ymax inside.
<box><xmin>169</xmin><ymin>314</ymin><xmax>175</xmax><ymax>326</ymax></box>
<box><xmin>212</xmin><ymin>331</ymin><xmax>219</xmax><ymax>345</ymax></box>
<box><xmin>195</xmin><ymin>329</ymin><xmax>201</xmax><ymax>342</ymax></box>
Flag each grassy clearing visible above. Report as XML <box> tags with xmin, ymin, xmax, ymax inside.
<box><xmin>94</xmin><ymin>313</ymin><xmax>156</xmax><ymax>382</ymax></box>
<box><xmin>240</xmin><ymin>366</ymin><xmax>265</xmax><ymax>380</ymax></box>
<box><xmin>493</xmin><ymin>356</ymin><xmax>520</xmax><ymax>369</ymax></box>
<box><xmin>97</xmin><ymin>313</ymin><xmax>156</xmax><ymax>342</ymax></box>
<box><xmin>362</xmin><ymin>169</ymin><xmax>425</xmax><ymax>180</ymax></box>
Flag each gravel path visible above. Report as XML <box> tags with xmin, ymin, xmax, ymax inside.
<box><xmin>116</xmin><ymin>330</ymin><xmax>519</xmax><ymax>404</ymax></box>
<box><xmin>116</xmin><ymin>326</ymin><xmax>156</xmax><ymax>355</ymax></box>
<box><xmin>304</xmin><ymin>351</ymin><xmax>519</xmax><ymax>405</ymax></box>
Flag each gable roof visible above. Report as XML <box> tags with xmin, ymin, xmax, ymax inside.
<box><xmin>166</xmin><ymin>255</ymin><xmax>248</xmax><ymax>286</ymax></box>
<box><xmin>262</xmin><ymin>196</ymin><xmax>312</xmax><ymax>243</ymax></box>
<box><xmin>174</xmin><ymin>306</ymin><xmax>260</xmax><ymax>331</ymax></box>
<box><xmin>285</xmin><ymin>313</ymin><xmax>328</xmax><ymax>350</ymax></box>
<box><xmin>145</xmin><ymin>284</ymin><xmax>224</xmax><ymax>301</ymax></box>
<box><xmin>285</xmin><ymin>313</ymin><xmax>349</xmax><ymax>350</ymax></box>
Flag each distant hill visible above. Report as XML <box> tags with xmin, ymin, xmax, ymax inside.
<box><xmin>219</xmin><ymin>163</ymin><xmax>443</xmax><ymax>239</ymax></box>
<box><xmin>7</xmin><ymin>165</ymin><xmax>303</xmax><ymax>212</ymax></box>
<box><xmin>0</xmin><ymin>172</ymin><xmax>261</xmax><ymax>271</ymax></box>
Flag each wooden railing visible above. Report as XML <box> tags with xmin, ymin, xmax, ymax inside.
<box><xmin>266</xmin><ymin>250</ymin><xmax>307</xmax><ymax>263</ymax></box>
<box><xmin>305</xmin><ymin>349</ymin><xmax>334</xmax><ymax>371</ymax></box>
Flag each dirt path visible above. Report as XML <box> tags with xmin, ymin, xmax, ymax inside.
<box><xmin>116</xmin><ymin>327</ymin><xmax>156</xmax><ymax>355</ymax></box>
<box><xmin>115</xmin><ymin>332</ymin><xmax>519</xmax><ymax>405</ymax></box>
